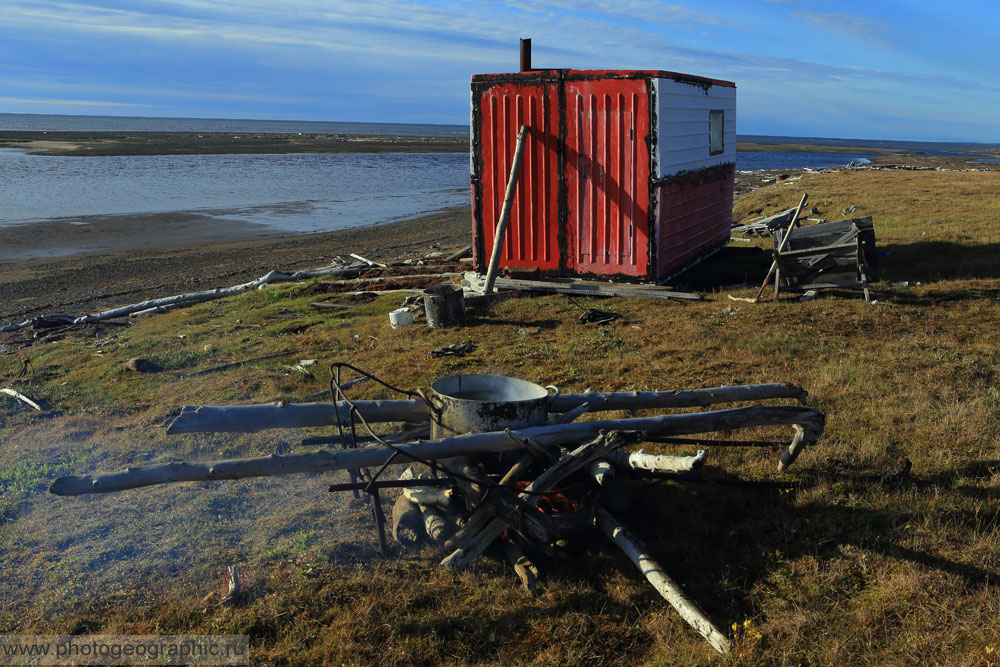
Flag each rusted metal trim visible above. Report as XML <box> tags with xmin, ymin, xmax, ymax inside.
<box><xmin>471</xmin><ymin>81</ymin><xmax>487</xmax><ymax>271</ymax></box>
<box><xmin>646</xmin><ymin>76</ymin><xmax>659</xmax><ymax>282</ymax></box>
<box><xmin>556</xmin><ymin>75</ymin><xmax>570</xmax><ymax>275</ymax></box>
<box><xmin>652</xmin><ymin>162</ymin><xmax>735</xmax><ymax>190</ymax></box>
<box><xmin>472</xmin><ymin>69</ymin><xmax>735</xmax><ymax>89</ymax></box>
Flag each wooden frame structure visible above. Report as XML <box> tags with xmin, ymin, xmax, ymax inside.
<box><xmin>771</xmin><ymin>216</ymin><xmax>879</xmax><ymax>302</ymax></box>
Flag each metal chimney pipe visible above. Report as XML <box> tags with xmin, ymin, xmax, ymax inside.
<box><xmin>520</xmin><ymin>38</ymin><xmax>531</xmax><ymax>72</ymax></box>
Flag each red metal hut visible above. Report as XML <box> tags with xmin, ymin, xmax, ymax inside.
<box><xmin>470</xmin><ymin>68</ymin><xmax>736</xmax><ymax>282</ymax></box>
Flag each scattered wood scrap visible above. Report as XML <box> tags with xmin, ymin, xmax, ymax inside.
<box><xmin>464</xmin><ymin>272</ymin><xmax>701</xmax><ymax>301</ymax></box>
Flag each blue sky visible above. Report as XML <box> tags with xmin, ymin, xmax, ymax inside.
<box><xmin>1</xmin><ymin>0</ymin><xmax>996</xmax><ymax>142</ymax></box>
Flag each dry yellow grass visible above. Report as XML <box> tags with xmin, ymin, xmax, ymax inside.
<box><xmin>2</xmin><ymin>164</ymin><xmax>1000</xmax><ymax>664</ymax></box>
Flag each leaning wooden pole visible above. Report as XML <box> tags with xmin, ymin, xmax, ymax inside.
<box><xmin>483</xmin><ymin>125</ymin><xmax>529</xmax><ymax>295</ymax></box>
<box><xmin>595</xmin><ymin>507</ymin><xmax>732</xmax><ymax>654</ymax></box>
<box><xmin>165</xmin><ymin>382</ymin><xmax>808</xmax><ymax>434</ymax></box>
<box><xmin>753</xmin><ymin>193</ymin><xmax>808</xmax><ymax>302</ymax></box>
<box><xmin>51</xmin><ymin>405</ymin><xmax>823</xmax><ymax>496</ymax></box>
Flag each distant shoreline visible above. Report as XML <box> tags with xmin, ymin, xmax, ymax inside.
<box><xmin>0</xmin><ymin>129</ymin><xmax>912</xmax><ymax>158</ymax></box>
<box><xmin>0</xmin><ymin>131</ymin><xmax>468</xmax><ymax>156</ymax></box>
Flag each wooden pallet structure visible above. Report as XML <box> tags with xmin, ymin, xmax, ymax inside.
<box><xmin>772</xmin><ymin>215</ymin><xmax>880</xmax><ymax>302</ymax></box>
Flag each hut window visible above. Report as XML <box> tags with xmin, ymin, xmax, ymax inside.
<box><xmin>709</xmin><ymin>110</ymin><xmax>724</xmax><ymax>156</ymax></box>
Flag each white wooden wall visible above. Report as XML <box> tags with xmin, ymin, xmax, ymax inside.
<box><xmin>653</xmin><ymin>78</ymin><xmax>737</xmax><ymax>178</ymax></box>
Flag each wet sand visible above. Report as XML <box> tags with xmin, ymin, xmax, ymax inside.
<box><xmin>0</xmin><ymin>207</ymin><xmax>470</xmax><ymax>326</ymax></box>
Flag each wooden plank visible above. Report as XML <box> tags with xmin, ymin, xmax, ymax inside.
<box><xmin>491</xmin><ymin>277</ymin><xmax>701</xmax><ymax>301</ymax></box>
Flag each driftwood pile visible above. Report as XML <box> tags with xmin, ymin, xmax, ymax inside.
<box><xmin>50</xmin><ymin>369</ymin><xmax>824</xmax><ymax>655</ymax></box>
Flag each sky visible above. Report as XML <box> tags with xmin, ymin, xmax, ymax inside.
<box><xmin>0</xmin><ymin>0</ymin><xmax>997</xmax><ymax>142</ymax></box>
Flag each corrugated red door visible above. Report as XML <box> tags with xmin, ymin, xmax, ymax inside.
<box><xmin>565</xmin><ymin>79</ymin><xmax>649</xmax><ymax>277</ymax></box>
<box><xmin>477</xmin><ymin>82</ymin><xmax>561</xmax><ymax>272</ymax></box>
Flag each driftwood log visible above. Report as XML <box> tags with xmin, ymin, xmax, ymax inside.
<box><xmin>440</xmin><ymin>432</ymin><xmax>624</xmax><ymax>568</ymax></box>
<box><xmin>0</xmin><ymin>263</ymin><xmax>371</xmax><ymax>333</ymax></box>
<box><xmin>50</xmin><ymin>405</ymin><xmax>824</xmax><ymax>496</ymax></box>
<box><xmin>595</xmin><ymin>507</ymin><xmax>731</xmax><ymax>654</ymax></box>
<box><xmin>165</xmin><ymin>382</ymin><xmax>808</xmax><ymax>434</ymax></box>
<box><xmin>0</xmin><ymin>388</ymin><xmax>42</xmax><ymax>411</ymax></box>
<box><xmin>391</xmin><ymin>496</ymin><xmax>425</xmax><ymax>548</ymax></box>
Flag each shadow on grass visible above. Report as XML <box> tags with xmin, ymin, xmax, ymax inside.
<box><xmin>588</xmin><ymin>466</ymin><xmax>1000</xmax><ymax>628</ymax></box>
<box><xmin>669</xmin><ymin>239</ymin><xmax>1000</xmax><ymax>300</ymax></box>
<box><xmin>880</xmin><ymin>241</ymin><xmax>1000</xmax><ymax>283</ymax></box>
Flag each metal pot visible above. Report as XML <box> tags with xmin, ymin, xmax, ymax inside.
<box><xmin>428</xmin><ymin>374</ymin><xmax>558</xmax><ymax>439</ymax></box>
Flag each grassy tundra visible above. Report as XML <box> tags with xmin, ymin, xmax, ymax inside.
<box><xmin>1</xmin><ymin>162</ymin><xmax>999</xmax><ymax>664</ymax></box>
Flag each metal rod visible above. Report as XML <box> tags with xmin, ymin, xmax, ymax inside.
<box><xmin>328</xmin><ymin>478</ymin><xmax>449</xmax><ymax>493</ymax></box>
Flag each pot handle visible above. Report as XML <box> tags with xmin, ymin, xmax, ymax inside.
<box><xmin>545</xmin><ymin>385</ymin><xmax>560</xmax><ymax>406</ymax></box>
<box><xmin>417</xmin><ymin>389</ymin><xmax>444</xmax><ymax>422</ymax></box>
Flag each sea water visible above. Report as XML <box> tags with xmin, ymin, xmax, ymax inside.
<box><xmin>0</xmin><ymin>148</ymin><xmax>469</xmax><ymax>232</ymax></box>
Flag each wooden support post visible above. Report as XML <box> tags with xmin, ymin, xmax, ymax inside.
<box><xmin>483</xmin><ymin>125</ymin><xmax>529</xmax><ymax>295</ymax></box>
<box><xmin>857</xmin><ymin>236</ymin><xmax>872</xmax><ymax>303</ymax></box>
<box><xmin>369</xmin><ymin>486</ymin><xmax>389</xmax><ymax>556</ymax></box>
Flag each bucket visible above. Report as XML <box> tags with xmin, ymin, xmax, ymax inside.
<box><xmin>428</xmin><ymin>374</ymin><xmax>558</xmax><ymax>439</ymax></box>
<box><xmin>389</xmin><ymin>308</ymin><xmax>414</xmax><ymax>328</ymax></box>
<box><xmin>423</xmin><ymin>284</ymin><xmax>465</xmax><ymax>328</ymax></box>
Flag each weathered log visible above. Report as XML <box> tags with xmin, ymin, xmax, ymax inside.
<box><xmin>165</xmin><ymin>382</ymin><xmax>808</xmax><ymax>434</ymax></box>
<box><xmin>483</xmin><ymin>125</ymin><xmax>528</xmax><ymax>295</ymax></box>
<box><xmin>443</xmin><ymin>452</ymin><xmax>536</xmax><ymax>550</ymax></box>
<box><xmin>606</xmin><ymin>449</ymin><xmax>707</xmax><ymax>476</ymax></box>
<box><xmin>440</xmin><ymin>432</ymin><xmax>619</xmax><ymax>568</ymax></box>
<box><xmin>420</xmin><ymin>504</ymin><xmax>454</xmax><ymax>543</ymax></box>
<box><xmin>0</xmin><ymin>388</ymin><xmax>42</xmax><ymax>411</ymax></box>
<box><xmin>448</xmin><ymin>464</ymin><xmax>558</xmax><ymax>546</ymax></box>
<box><xmin>589</xmin><ymin>460</ymin><xmax>615</xmax><ymax>485</ymax></box>
<box><xmin>50</xmin><ymin>405</ymin><xmax>824</xmax><ymax>496</ymax></box>
<box><xmin>165</xmin><ymin>400</ymin><xmax>429</xmax><ymax>433</ymax></box>
<box><xmin>595</xmin><ymin>506</ymin><xmax>731</xmax><ymax>655</ymax></box>
<box><xmin>391</xmin><ymin>495</ymin><xmax>426</xmax><ymax>548</ymax></box>
<box><xmin>402</xmin><ymin>486</ymin><xmax>451</xmax><ymax>508</ymax></box>
<box><xmin>549</xmin><ymin>382</ymin><xmax>808</xmax><ymax>412</ymax></box>
<box><xmin>504</xmin><ymin>538</ymin><xmax>540</xmax><ymax>596</ymax></box>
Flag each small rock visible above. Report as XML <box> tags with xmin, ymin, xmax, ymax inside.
<box><xmin>124</xmin><ymin>358</ymin><xmax>157</xmax><ymax>373</ymax></box>
<box><xmin>203</xmin><ymin>344</ymin><xmax>215</xmax><ymax>352</ymax></box>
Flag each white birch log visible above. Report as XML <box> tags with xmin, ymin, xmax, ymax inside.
<box><xmin>165</xmin><ymin>382</ymin><xmax>807</xmax><ymax>434</ymax></box>
<box><xmin>606</xmin><ymin>449</ymin><xmax>708</xmax><ymax>475</ymax></box>
<box><xmin>402</xmin><ymin>487</ymin><xmax>451</xmax><ymax>508</ymax></box>
<box><xmin>0</xmin><ymin>388</ymin><xmax>42</xmax><ymax>411</ymax></box>
<box><xmin>50</xmin><ymin>405</ymin><xmax>824</xmax><ymax>496</ymax></box>
<box><xmin>420</xmin><ymin>504</ymin><xmax>454</xmax><ymax>543</ymax></box>
<box><xmin>595</xmin><ymin>506</ymin><xmax>731</xmax><ymax>655</ymax></box>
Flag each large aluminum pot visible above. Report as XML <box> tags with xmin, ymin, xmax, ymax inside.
<box><xmin>429</xmin><ymin>374</ymin><xmax>558</xmax><ymax>439</ymax></box>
